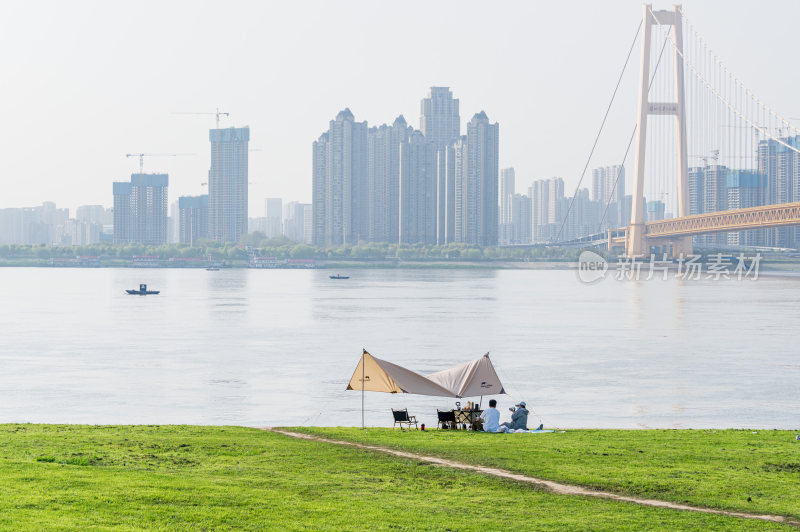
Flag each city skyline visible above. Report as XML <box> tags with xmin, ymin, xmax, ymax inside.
<box><xmin>311</xmin><ymin>88</ymin><xmax>501</xmax><ymax>248</ymax></box>
<box><xmin>3</xmin><ymin>1</ymin><xmax>800</xmax><ymax>216</ymax></box>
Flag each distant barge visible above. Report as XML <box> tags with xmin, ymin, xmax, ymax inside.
<box><xmin>126</xmin><ymin>283</ymin><xmax>160</xmax><ymax>295</ymax></box>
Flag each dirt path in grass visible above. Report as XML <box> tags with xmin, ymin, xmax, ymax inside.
<box><xmin>265</xmin><ymin>428</ymin><xmax>799</xmax><ymax>528</ymax></box>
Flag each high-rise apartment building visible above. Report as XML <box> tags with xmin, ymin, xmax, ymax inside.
<box><xmin>499</xmin><ymin>168</ymin><xmax>515</xmax><ymax>244</ymax></box>
<box><xmin>310</xmin><ymin>91</ymin><xmax>506</xmax><ymax>248</ymax></box>
<box><xmin>646</xmin><ymin>200</ymin><xmax>666</xmax><ymax>221</ymax></box>
<box><xmin>530</xmin><ymin>177</ymin><xmax>565</xmax><ymax>243</ymax></box>
<box><xmin>75</xmin><ymin>205</ymin><xmax>111</xmax><ymax>225</ymax></box>
<box><xmin>113</xmin><ymin>182</ymin><xmax>133</xmax><ymax>245</ymax></box>
<box><xmin>702</xmin><ymin>164</ymin><xmax>729</xmax><ymax>214</ymax></box>
<box><xmin>283</xmin><ymin>201</ymin><xmax>310</xmax><ymax>243</ymax></box>
<box><xmin>399</xmin><ymin>130</ymin><xmax>437</xmax><ymax>244</ymax></box>
<box><xmin>439</xmin><ymin>137</ymin><xmax>464</xmax><ymax>244</ymax></box>
<box><xmin>759</xmin><ymin>136</ymin><xmax>800</xmax><ymax>247</ymax></box>
<box><xmin>591</xmin><ymin>165</ymin><xmax>625</xmax><ymax>228</ymax></box>
<box><xmin>456</xmin><ymin>111</ymin><xmax>499</xmax><ymax>246</ymax></box>
<box><xmin>690</xmin><ymin>159</ymin><xmax>769</xmax><ymax>247</ymax></box>
<box><xmin>312</xmin><ymin>132</ymin><xmax>328</xmax><ymax>247</ymax></box>
<box><xmin>689</xmin><ymin>164</ymin><xmax>713</xmax><ymax>246</ymax></box>
<box><xmin>689</xmin><ymin>166</ymin><xmax>705</xmax><ymax>216</ymax></box>
<box><xmin>311</xmin><ymin>108</ymin><xmax>368</xmax><ymax>246</ymax></box>
<box><xmin>208</xmin><ymin>126</ymin><xmax>249</xmax><ymax>243</ymax></box>
<box><xmin>168</xmin><ymin>200</ymin><xmax>179</xmax><ymax>243</ymax></box>
<box><xmin>178</xmin><ymin>195</ymin><xmax>209</xmax><ymax>246</ymax></box>
<box><xmin>420</xmin><ymin>87</ymin><xmax>460</xmax><ymax>151</ymax></box>
<box><xmin>530</xmin><ymin>179</ymin><xmax>549</xmax><ymax>243</ymax></box>
<box><xmin>367</xmin><ymin>116</ymin><xmax>410</xmax><ymax>243</ymax></box>
<box><xmin>421</xmin><ymin>88</ymin><xmax>461</xmax><ymax>245</ymax></box>
<box><xmin>264</xmin><ymin>198</ymin><xmax>282</xmax><ymax>238</ymax></box>
<box><xmin>61</xmin><ymin>219</ymin><xmax>101</xmax><ymax>246</ymax></box>
<box><xmin>726</xmin><ymin>170</ymin><xmax>762</xmax><ymax>246</ymax></box>
<box><xmin>548</xmin><ymin>177</ymin><xmax>565</xmax><ymax>225</ymax></box>
<box><xmin>703</xmin><ymin>164</ymin><xmax>729</xmax><ymax>246</ymax></box>
<box><xmin>0</xmin><ymin>202</ymin><xmax>68</xmax><ymax>245</ymax></box>
<box><xmin>112</xmin><ymin>174</ymin><xmax>169</xmax><ymax>246</ymax></box>
<box><xmin>366</xmin><ymin>123</ymin><xmax>389</xmax><ymax>243</ymax></box>
<box><xmin>510</xmin><ymin>193</ymin><xmax>531</xmax><ymax>244</ymax></box>
<box><xmin>302</xmin><ymin>204</ymin><xmax>313</xmax><ymax>244</ymax></box>
<box><xmin>562</xmin><ymin>188</ymin><xmax>595</xmax><ymax>241</ymax></box>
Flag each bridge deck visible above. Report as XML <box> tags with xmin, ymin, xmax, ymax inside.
<box><xmin>610</xmin><ymin>202</ymin><xmax>800</xmax><ymax>240</ymax></box>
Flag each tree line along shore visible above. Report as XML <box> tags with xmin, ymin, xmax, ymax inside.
<box><xmin>3</xmin><ymin>238</ymin><xmax>798</xmax><ymax>269</ymax></box>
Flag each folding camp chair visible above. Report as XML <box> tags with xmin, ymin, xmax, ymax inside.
<box><xmin>436</xmin><ymin>409</ymin><xmax>456</xmax><ymax>429</ymax></box>
<box><xmin>391</xmin><ymin>408</ymin><xmax>418</xmax><ymax>430</ymax></box>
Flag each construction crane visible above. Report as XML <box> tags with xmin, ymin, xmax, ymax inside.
<box><xmin>689</xmin><ymin>150</ymin><xmax>720</xmax><ymax>167</ymax></box>
<box><xmin>125</xmin><ymin>153</ymin><xmax>194</xmax><ymax>174</ymax></box>
<box><xmin>173</xmin><ymin>107</ymin><xmax>230</xmax><ymax>128</ymax></box>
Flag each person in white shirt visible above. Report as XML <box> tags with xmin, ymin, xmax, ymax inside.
<box><xmin>480</xmin><ymin>399</ymin><xmax>501</xmax><ymax>432</ymax></box>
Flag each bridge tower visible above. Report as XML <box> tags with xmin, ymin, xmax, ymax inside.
<box><xmin>628</xmin><ymin>4</ymin><xmax>691</xmax><ymax>257</ymax></box>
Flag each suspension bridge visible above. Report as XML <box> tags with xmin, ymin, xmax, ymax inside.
<box><xmin>558</xmin><ymin>4</ymin><xmax>800</xmax><ymax>257</ymax></box>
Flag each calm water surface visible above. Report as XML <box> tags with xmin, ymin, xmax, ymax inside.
<box><xmin>0</xmin><ymin>267</ymin><xmax>798</xmax><ymax>429</ymax></box>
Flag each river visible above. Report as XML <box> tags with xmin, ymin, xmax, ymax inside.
<box><xmin>0</xmin><ymin>266</ymin><xmax>797</xmax><ymax>429</ymax></box>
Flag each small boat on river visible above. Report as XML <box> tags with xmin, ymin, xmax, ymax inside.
<box><xmin>329</xmin><ymin>274</ymin><xmax>350</xmax><ymax>280</ymax></box>
<box><xmin>125</xmin><ymin>283</ymin><xmax>160</xmax><ymax>295</ymax></box>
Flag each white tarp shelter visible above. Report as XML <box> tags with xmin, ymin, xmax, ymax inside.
<box><xmin>426</xmin><ymin>353</ymin><xmax>506</xmax><ymax>398</ymax></box>
<box><xmin>345</xmin><ymin>351</ymin><xmax>455</xmax><ymax>397</ymax></box>
<box><xmin>346</xmin><ymin>350</ymin><xmax>506</xmax><ymax>427</ymax></box>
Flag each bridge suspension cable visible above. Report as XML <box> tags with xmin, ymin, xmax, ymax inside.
<box><xmin>679</xmin><ymin>7</ymin><xmax>799</xmax><ymax>135</ymax></box>
<box><xmin>648</xmin><ymin>5</ymin><xmax>800</xmax><ymax>157</ymax></box>
<box><xmin>592</xmin><ymin>5</ymin><xmax>800</xmax><ymax>256</ymax></box>
<box><xmin>559</xmin><ymin>5</ymin><xmax>800</xmax><ymax>255</ymax></box>
<box><xmin>560</xmin><ymin>17</ymin><xmax>675</xmax><ymax>238</ymax></box>
<box><xmin>554</xmin><ymin>20</ymin><xmax>641</xmax><ymax>243</ymax></box>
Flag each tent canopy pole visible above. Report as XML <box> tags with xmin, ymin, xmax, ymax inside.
<box><xmin>361</xmin><ymin>348</ymin><xmax>365</xmax><ymax>429</ymax></box>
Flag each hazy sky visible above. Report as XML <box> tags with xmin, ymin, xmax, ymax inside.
<box><xmin>2</xmin><ymin>0</ymin><xmax>799</xmax><ymax>216</ymax></box>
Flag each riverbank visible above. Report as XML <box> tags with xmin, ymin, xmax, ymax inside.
<box><xmin>0</xmin><ymin>257</ymin><xmax>575</xmax><ymax>269</ymax></box>
<box><xmin>4</xmin><ymin>257</ymin><xmax>800</xmax><ymax>271</ymax></box>
<box><xmin>1</xmin><ymin>424</ymin><xmax>796</xmax><ymax>529</ymax></box>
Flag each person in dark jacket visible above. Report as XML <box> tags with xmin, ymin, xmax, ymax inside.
<box><xmin>501</xmin><ymin>401</ymin><xmax>529</xmax><ymax>430</ymax></box>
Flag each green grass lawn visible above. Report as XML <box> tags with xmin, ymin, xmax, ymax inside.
<box><xmin>296</xmin><ymin>427</ymin><xmax>800</xmax><ymax>522</ymax></box>
<box><xmin>0</xmin><ymin>425</ymin><xmax>789</xmax><ymax>530</ymax></box>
